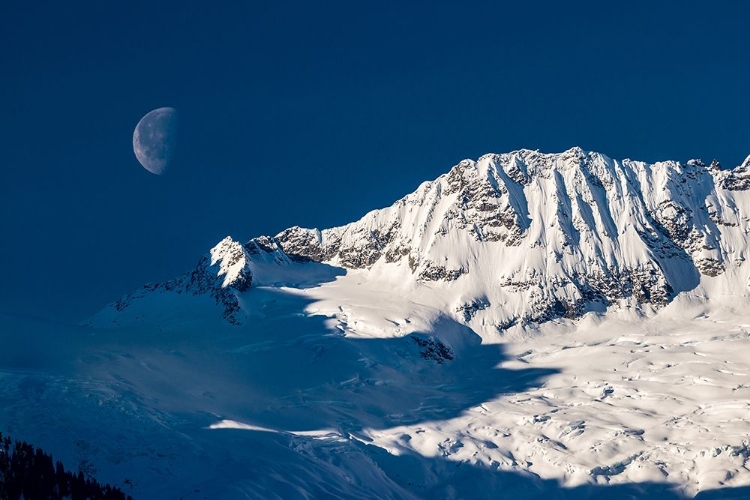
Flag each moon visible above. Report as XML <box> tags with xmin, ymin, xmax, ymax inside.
<box><xmin>133</xmin><ymin>107</ymin><xmax>178</xmax><ymax>175</ymax></box>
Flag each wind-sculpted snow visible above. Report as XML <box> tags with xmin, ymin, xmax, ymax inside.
<box><xmin>6</xmin><ymin>287</ymin><xmax>750</xmax><ymax>498</ymax></box>
<box><xmin>1</xmin><ymin>295</ymin><xmax>559</xmax><ymax>498</ymax></box>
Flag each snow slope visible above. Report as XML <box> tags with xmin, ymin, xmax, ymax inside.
<box><xmin>4</xmin><ymin>148</ymin><xmax>750</xmax><ymax>498</ymax></box>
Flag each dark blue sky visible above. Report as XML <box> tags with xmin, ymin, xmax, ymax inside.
<box><xmin>2</xmin><ymin>1</ymin><xmax>750</xmax><ymax>321</ymax></box>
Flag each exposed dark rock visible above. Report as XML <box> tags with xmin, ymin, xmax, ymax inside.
<box><xmin>410</xmin><ymin>336</ymin><xmax>455</xmax><ymax>364</ymax></box>
<box><xmin>113</xmin><ymin>237</ymin><xmax>253</xmax><ymax>325</ymax></box>
<box><xmin>418</xmin><ymin>262</ymin><xmax>467</xmax><ymax>282</ymax></box>
<box><xmin>653</xmin><ymin>200</ymin><xmax>692</xmax><ymax>243</ymax></box>
<box><xmin>456</xmin><ymin>298</ymin><xmax>490</xmax><ymax>322</ymax></box>
<box><xmin>695</xmin><ymin>257</ymin><xmax>724</xmax><ymax>277</ymax></box>
<box><xmin>721</xmin><ymin>162</ymin><xmax>750</xmax><ymax>191</ymax></box>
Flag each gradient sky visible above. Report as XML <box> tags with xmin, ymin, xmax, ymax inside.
<box><xmin>2</xmin><ymin>1</ymin><xmax>750</xmax><ymax>322</ymax></box>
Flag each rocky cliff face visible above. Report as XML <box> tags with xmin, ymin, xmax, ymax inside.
<box><xmin>95</xmin><ymin>148</ymin><xmax>750</xmax><ymax>329</ymax></box>
<box><xmin>110</xmin><ymin>237</ymin><xmax>254</xmax><ymax>324</ymax></box>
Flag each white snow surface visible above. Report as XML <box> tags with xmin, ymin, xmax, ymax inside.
<box><xmin>4</xmin><ymin>148</ymin><xmax>750</xmax><ymax>498</ymax></box>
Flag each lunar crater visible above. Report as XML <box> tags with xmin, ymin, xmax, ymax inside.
<box><xmin>133</xmin><ymin>107</ymin><xmax>178</xmax><ymax>175</ymax></box>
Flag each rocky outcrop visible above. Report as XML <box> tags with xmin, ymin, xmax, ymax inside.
<box><xmin>410</xmin><ymin>335</ymin><xmax>455</xmax><ymax>364</ymax></box>
<box><xmin>112</xmin><ymin>237</ymin><xmax>253</xmax><ymax>324</ymax></box>
<box><xmin>455</xmin><ymin>298</ymin><xmax>490</xmax><ymax>322</ymax></box>
<box><xmin>720</xmin><ymin>156</ymin><xmax>750</xmax><ymax>191</ymax></box>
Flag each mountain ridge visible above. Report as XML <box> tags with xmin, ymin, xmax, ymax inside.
<box><xmin>91</xmin><ymin>147</ymin><xmax>750</xmax><ymax>332</ymax></box>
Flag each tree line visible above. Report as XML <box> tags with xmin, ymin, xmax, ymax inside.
<box><xmin>0</xmin><ymin>432</ymin><xmax>133</xmax><ymax>500</ymax></box>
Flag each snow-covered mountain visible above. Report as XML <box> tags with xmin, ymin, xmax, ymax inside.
<box><xmin>92</xmin><ymin>147</ymin><xmax>750</xmax><ymax>334</ymax></box>
<box><xmin>7</xmin><ymin>148</ymin><xmax>750</xmax><ymax>499</ymax></box>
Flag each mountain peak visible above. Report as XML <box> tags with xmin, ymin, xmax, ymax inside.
<box><xmin>210</xmin><ymin>236</ymin><xmax>253</xmax><ymax>291</ymax></box>
<box><xmin>93</xmin><ymin>149</ymin><xmax>750</xmax><ymax>332</ymax></box>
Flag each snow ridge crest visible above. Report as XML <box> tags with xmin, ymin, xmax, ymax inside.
<box><xmin>95</xmin><ymin>148</ymin><xmax>750</xmax><ymax>329</ymax></box>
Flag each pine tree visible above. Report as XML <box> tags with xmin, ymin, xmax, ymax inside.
<box><xmin>0</xmin><ymin>431</ymin><xmax>133</xmax><ymax>500</ymax></box>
